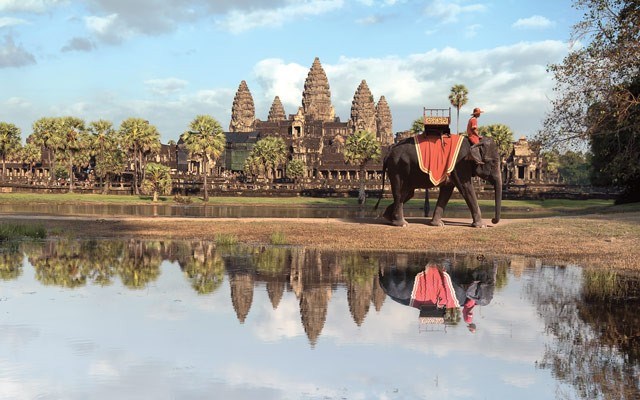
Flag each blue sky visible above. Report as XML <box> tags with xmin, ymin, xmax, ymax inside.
<box><xmin>0</xmin><ymin>0</ymin><xmax>582</xmax><ymax>143</ymax></box>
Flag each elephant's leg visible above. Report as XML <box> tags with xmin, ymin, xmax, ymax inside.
<box><xmin>392</xmin><ymin>187</ymin><xmax>415</xmax><ymax>226</ymax></box>
<box><xmin>428</xmin><ymin>183</ymin><xmax>454</xmax><ymax>227</ymax></box>
<box><xmin>451</xmin><ymin>171</ymin><xmax>486</xmax><ymax>228</ymax></box>
<box><xmin>383</xmin><ymin>173</ymin><xmax>409</xmax><ymax>227</ymax></box>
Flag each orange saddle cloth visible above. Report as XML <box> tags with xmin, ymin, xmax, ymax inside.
<box><xmin>414</xmin><ymin>133</ymin><xmax>463</xmax><ymax>186</ymax></box>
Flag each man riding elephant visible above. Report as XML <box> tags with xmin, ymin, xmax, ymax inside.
<box><xmin>375</xmin><ymin>130</ymin><xmax>502</xmax><ymax>228</ymax></box>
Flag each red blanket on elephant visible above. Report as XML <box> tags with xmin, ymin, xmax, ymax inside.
<box><xmin>414</xmin><ymin>133</ymin><xmax>463</xmax><ymax>186</ymax></box>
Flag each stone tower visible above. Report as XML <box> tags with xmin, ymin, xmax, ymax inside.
<box><xmin>301</xmin><ymin>57</ymin><xmax>334</xmax><ymax>122</ymax></box>
<box><xmin>268</xmin><ymin>96</ymin><xmax>286</xmax><ymax>122</ymax></box>
<box><xmin>376</xmin><ymin>95</ymin><xmax>393</xmax><ymax>145</ymax></box>
<box><xmin>349</xmin><ymin>79</ymin><xmax>377</xmax><ymax>134</ymax></box>
<box><xmin>229</xmin><ymin>80</ymin><xmax>255</xmax><ymax>132</ymax></box>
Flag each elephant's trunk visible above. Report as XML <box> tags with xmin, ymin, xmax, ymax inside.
<box><xmin>491</xmin><ymin>162</ymin><xmax>502</xmax><ymax>224</ymax></box>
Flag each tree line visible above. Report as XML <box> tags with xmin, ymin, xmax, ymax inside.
<box><xmin>0</xmin><ymin>115</ymin><xmax>382</xmax><ymax>202</ymax></box>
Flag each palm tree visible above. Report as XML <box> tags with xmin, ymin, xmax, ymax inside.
<box><xmin>250</xmin><ymin>137</ymin><xmax>288</xmax><ymax>181</ymax></box>
<box><xmin>57</xmin><ymin>116</ymin><xmax>89</xmax><ymax>192</ymax></box>
<box><xmin>449</xmin><ymin>84</ymin><xmax>469</xmax><ymax>134</ymax></box>
<box><xmin>286</xmin><ymin>158</ymin><xmax>306</xmax><ymax>187</ymax></box>
<box><xmin>411</xmin><ymin>117</ymin><xmax>425</xmax><ymax>135</ymax></box>
<box><xmin>343</xmin><ymin>130</ymin><xmax>381</xmax><ymax>206</ymax></box>
<box><xmin>20</xmin><ymin>139</ymin><xmax>41</xmax><ymax>183</ymax></box>
<box><xmin>0</xmin><ymin>122</ymin><xmax>22</xmax><ymax>180</ymax></box>
<box><xmin>119</xmin><ymin>118</ymin><xmax>161</xmax><ymax>195</ymax></box>
<box><xmin>89</xmin><ymin>120</ymin><xmax>124</xmax><ymax>194</ymax></box>
<box><xmin>478</xmin><ymin>124</ymin><xmax>515</xmax><ymax>161</ymax></box>
<box><xmin>32</xmin><ymin>117</ymin><xmax>64</xmax><ymax>184</ymax></box>
<box><xmin>180</xmin><ymin>115</ymin><xmax>226</xmax><ymax>202</ymax></box>
<box><xmin>142</xmin><ymin>162</ymin><xmax>172</xmax><ymax>202</ymax></box>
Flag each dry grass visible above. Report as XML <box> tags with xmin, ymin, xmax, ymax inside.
<box><xmin>2</xmin><ymin>212</ymin><xmax>639</xmax><ymax>271</ymax></box>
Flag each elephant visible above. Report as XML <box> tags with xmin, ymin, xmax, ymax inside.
<box><xmin>375</xmin><ymin>135</ymin><xmax>502</xmax><ymax>227</ymax></box>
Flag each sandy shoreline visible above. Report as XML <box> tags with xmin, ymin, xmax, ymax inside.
<box><xmin>2</xmin><ymin>212</ymin><xmax>639</xmax><ymax>271</ymax></box>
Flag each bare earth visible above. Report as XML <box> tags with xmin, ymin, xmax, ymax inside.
<box><xmin>3</xmin><ymin>211</ymin><xmax>640</xmax><ymax>271</ymax></box>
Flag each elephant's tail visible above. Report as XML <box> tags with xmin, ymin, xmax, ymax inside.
<box><xmin>373</xmin><ymin>155</ymin><xmax>387</xmax><ymax>211</ymax></box>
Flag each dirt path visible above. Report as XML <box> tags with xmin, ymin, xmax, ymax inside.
<box><xmin>2</xmin><ymin>213</ymin><xmax>639</xmax><ymax>271</ymax></box>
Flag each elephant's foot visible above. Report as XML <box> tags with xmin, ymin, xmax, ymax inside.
<box><xmin>390</xmin><ymin>218</ymin><xmax>408</xmax><ymax>227</ymax></box>
<box><xmin>382</xmin><ymin>205</ymin><xmax>394</xmax><ymax>222</ymax></box>
<box><xmin>471</xmin><ymin>220</ymin><xmax>487</xmax><ymax>228</ymax></box>
<box><xmin>427</xmin><ymin>219</ymin><xmax>445</xmax><ymax>227</ymax></box>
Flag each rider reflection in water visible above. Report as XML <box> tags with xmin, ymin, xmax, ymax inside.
<box><xmin>379</xmin><ymin>260</ymin><xmax>497</xmax><ymax>332</ymax></box>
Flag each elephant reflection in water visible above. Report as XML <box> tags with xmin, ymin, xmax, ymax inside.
<box><xmin>379</xmin><ymin>261</ymin><xmax>496</xmax><ymax>332</ymax></box>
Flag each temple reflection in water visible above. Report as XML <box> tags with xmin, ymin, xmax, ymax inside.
<box><xmin>5</xmin><ymin>239</ymin><xmax>507</xmax><ymax>345</ymax></box>
<box><xmin>1</xmin><ymin>238</ymin><xmax>640</xmax><ymax>399</ymax></box>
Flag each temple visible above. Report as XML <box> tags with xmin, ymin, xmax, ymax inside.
<box><xmin>208</xmin><ymin>57</ymin><xmax>395</xmax><ymax>181</ymax></box>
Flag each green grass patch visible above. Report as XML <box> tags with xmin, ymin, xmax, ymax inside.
<box><xmin>0</xmin><ymin>223</ymin><xmax>46</xmax><ymax>241</ymax></box>
<box><xmin>214</xmin><ymin>233</ymin><xmax>238</xmax><ymax>246</ymax></box>
<box><xmin>269</xmin><ymin>231</ymin><xmax>288</xmax><ymax>245</ymax></box>
<box><xmin>0</xmin><ymin>192</ymin><xmax>625</xmax><ymax>216</ymax></box>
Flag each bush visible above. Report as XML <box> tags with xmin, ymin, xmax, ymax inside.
<box><xmin>174</xmin><ymin>194</ymin><xmax>192</xmax><ymax>204</ymax></box>
<box><xmin>269</xmin><ymin>231</ymin><xmax>288</xmax><ymax>245</ymax></box>
<box><xmin>0</xmin><ymin>223</ymin><xmax>47</xmax><ymax>241</ymax></box>
<box><xmin>215</xmin><ymin>233</ymin><xmax>238</xmax><ymax>246</ymax></box>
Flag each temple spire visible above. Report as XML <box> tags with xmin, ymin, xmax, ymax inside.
<box><xmin>268</xmin><ymin>96</ymin><xmax>286</xmax><ymax>121</ymax></box>
<box><xmin>350</xmin><ymin>79</ymin><xmax>376</xmax><ymax>134</ymax></box>
<box><xmin>301</xmin><ymin>57</ymin><xmax>334</xmax><ymax>122</ymax></box>
<box><xmin>376</xmin><ymin>95</ymin><xmax>393</xmax><ymax>145</ymax></box>
<box><xmin>229</xmin><ymin>80</ymin><xmax>255</xmax><ymax>132</ymax></box>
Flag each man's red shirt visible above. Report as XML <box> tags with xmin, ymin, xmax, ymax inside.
<box><xmin>466</xmin><ymin>116</ymin><xmax>480</xmax><ymax>145</ymax></box>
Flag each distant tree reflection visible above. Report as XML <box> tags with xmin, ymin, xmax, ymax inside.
<box><xmin>527</xmin><ymin>267</ymin><xmax>640</xmax><ymax>400</ymax></box>
<box><xmin>177</xmin><ymin>241</ymin><xmax>225</xmax><ymax>295</ymax></box>
<box><xmin>0</xmin><ymin>243</ymin><xmax>22</xmax><ymax>280</ymax></box>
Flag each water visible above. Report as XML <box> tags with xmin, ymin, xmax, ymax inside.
<box><xmin>0</xmin><ymin>202</ymin><xmax>549</xmax><ymax>219</ymax></box>
<box><xmin>1</xmin><ymin>239</ymin><xmax>638</xmax><ymax>399</ymax></box>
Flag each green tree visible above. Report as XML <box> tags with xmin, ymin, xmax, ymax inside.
<box><xmin>343</xmin><ymin>130</ymin><xmax>381</xmax><ymax>206</ymax></box>
<box><xmin>142</xmin><ymin>162</ymin><xmax>172</xmax><ymax>202</ymax></box>
<box><xmin>286</xmin><ymin>158</ymin><xmax>305</xmax><ymax>185</ymax></box>
<box><xmin>541</xmin><ymin>150</ymin><xmax>561</xmax><ymax>176</ymax></box>
<box><xmin>448</xmin><ymin>84</ymin><xmax>469</xmax><ymax>134</ymax></box>
<box><xmin>538</xmin><ymin>0</ymin><xmax>640</xmax><ymax>203</ymax></box>
<box><xmin>119</xmin><ymin>118</ymin><xmax>161</xmax><ymax>195</ymax></box>
<box><xmin>558</xmin><ymin>150</ymin><xmax>591</xmax><ymax>185</ymax></box>
<box><xmin>180</xmin><ymin>115</ymin><xmax>226</xmax><ymax>202</ymax></box>
<box><xmin>249</xmin><ymin>136</ymin><xmax>288</xmax><ymax>181</ymax></box>
<box><xmin>478</xmin><ymin>124</ymin><xmax>515</xmax><ymax>161</ymax></box>
<box><xmin>57</xmin><ymin>116</ymin><xmax>90</xmax><ymax>192</ymax></box>
<box><xmin>243</xmin><ymin>154</ymin><xmax>261</xmax><ymax>180</ymax></box>
<box><xmin>20</xmin><ymin>139</ymin><xmax>42</xmax><ymax>183</ymax></box>
<box><xmin>32</xmin><ymin>117</ymin><xmax>64</xmax><ymax>184</ymax></box>
<box><xmin>411</xmin><ymin>117</ymin><xmax>424</xmax><ymax>135</ymax></box>
<box><xmin>0</xmin><ymin>122</ymin><xmax>22</xmax><ymax>180</ymax></box>
<box><xmin>89</xmin><ymin>119</ymin><xmax>125</xmax><ymax>194</ymax></box>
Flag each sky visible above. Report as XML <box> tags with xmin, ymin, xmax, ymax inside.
<box><xmin>0</xmin><ymin>0</ymin><xmax>582</xmax><ymax>144</ymax></box>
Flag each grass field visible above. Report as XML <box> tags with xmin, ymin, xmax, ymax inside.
<box><xmin>1</xmin><ymin>192</ymin><xmax>633</xmax><ymax>215</ymax></box>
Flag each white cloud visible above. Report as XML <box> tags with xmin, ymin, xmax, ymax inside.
<box><xmin>0</xmin><ymin>17</ymin><xmax>28</xmax><ymax>28</ymax></box>
<box><xmin>217</xmin><ymin>0</ymin><xmax>345</xmax><ymax>34</ymax></box>
<box><xmin>0</xmin><ymin>35</ymin><xmax>36</xmax><ymax>68</ymax></box>
<box><xmin>253</xmin><ymin>58</ymin><xmax>309</xmax><ymax>117</ymax></box>
<box><xmin>61</xmin><ymin>37</ymin><xmax>95</xmax><ymax>52</ymax></box>
<box><xmin>144</xmin><ymin>78</ymin><xmax>189</xmax><ymax>96</ymax></box>
<box><xmin>356</xmin><ymin>15</ymin><xmax>381</xmax><ymax>25</ymax></box>
<box><xmin>0</xmin><ymin>0</ymin><xmax>67</xmax><ymax>13</ymax></box>
<box><xmin>513</xmin><ymin>15</ymin><xmax>554</xmax><ymax>29</ymax></box>
<box><xmin>424</xmin><ymin>0</ymin><xmax>487</xmax><ymax>23</ymax></box>
<box><xmin>84</xmin><ymin>13</ymin><xmax>132</xmax><ymax>44</ymax></box>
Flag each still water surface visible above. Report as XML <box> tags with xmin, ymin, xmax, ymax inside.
<box><xmin>1</xmin><ymin>239</ymin><xmax>638</xmax><ymax>399</ymax></box>
<box><xmin>0</xmin><ymin>202</ymin><xmax>549</xmax><ymax>219</ymax></box>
